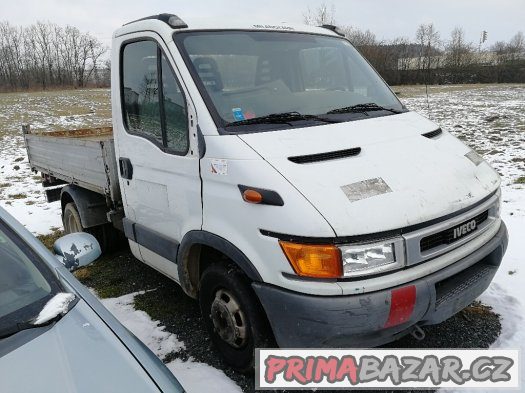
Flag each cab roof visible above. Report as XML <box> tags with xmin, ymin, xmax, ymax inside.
<box><xmin>113</xmin><ymin>14</ymin><xmax>341</xmax><ymax>40</ymax></box>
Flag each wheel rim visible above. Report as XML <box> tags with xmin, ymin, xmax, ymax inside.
<box><xmin>210</xmin><ymin>288</ymin><xmax>248</xmax><ymax>348</ymax></box>
<box><xmin>65</xmin><ymin>211</ymin><xmax>82</xmax><ymax>233</ymax></box>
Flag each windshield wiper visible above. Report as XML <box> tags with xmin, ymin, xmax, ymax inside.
<box><xmin>0</xmin><ymin>321</ymin><xmax>35</xmax><ymax>339</ymax></box>
<box><xmin>224</xmin><ymin>111</ymin><xmax>339</xmax><ymax>127</ymax></box>
<box><xmin>0</xmin><ymin>316</ymin><xmax>59</xmax><ymax>340</ymax></box>
<box><xmin>0</xmin><ymin>293</ymin><xmax>76</xmax><ymax>340</ymax></box>
<box><xmin>326</xmin><ymin>103</ymin><xmax>403</xmax><ymax>115</ymax></box>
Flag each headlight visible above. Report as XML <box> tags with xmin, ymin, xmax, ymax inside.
<box><xmin>339</xmin><ymin>238</ymin><xmax>405</xmax><ymax>278</ymax></box>
<box><xmin>279</xmin><ymin>241</ymin><xmax>342</xmax><ymax>278</ymax></box>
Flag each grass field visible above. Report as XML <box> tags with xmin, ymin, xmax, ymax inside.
<box><xmin>0</xmin><ymin>89</ymin><xmax>110</xmax><ymax>233</ymax></box>
<box><xmin>0</xmin><ymin>84</ymin><xmax>524</xmax><ymax>392</ymax></box>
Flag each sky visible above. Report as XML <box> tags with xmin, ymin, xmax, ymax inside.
<box><xmin>1</xmin><ymin>0</ymin><xmax>523</xmax><ymax>51</ymax></box>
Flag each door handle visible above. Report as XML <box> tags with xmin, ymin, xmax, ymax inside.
<box><xmin>119</xmin><ymin>157</ymin><xmax>133</xmax><ymax>180</ymax></box>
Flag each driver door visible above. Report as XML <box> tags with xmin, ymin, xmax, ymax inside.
<box><xmin>113</xmin><ymin>32</ymin><xmax>201</xmax><ymax>281</ymax></box>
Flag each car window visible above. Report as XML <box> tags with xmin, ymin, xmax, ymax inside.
<box><xmin>122</xmin><ymin>40</ymin><xmax>189</xmax><ymax>154</ymax></box>
<box><xmin>0</xmin><ymin>220</ymin><xmax>61</xmax><ymax>328</ymax></box>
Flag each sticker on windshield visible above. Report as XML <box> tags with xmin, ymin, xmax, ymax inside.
<box><xmin>211</xmin><ymin>159</ymin><xmax>228</xmax><ymax>175</ymax></box>
<box><xmin>232</xmin><ymin>108</ymin><xmax>246</xmax><ymax>121</ymax></box>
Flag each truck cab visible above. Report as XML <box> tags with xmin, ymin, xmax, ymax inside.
<box><xmin>26</xmin><ymin>14</ymin><xmax>508</xmax><ymax>372</ymax></box>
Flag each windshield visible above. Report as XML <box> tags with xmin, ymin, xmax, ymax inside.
<box><xmin>0</xmin><ymin>220</ymin><xmax>62</xmax><ymax>337</ymax></box>
<box><xmin>175</xmin><ymin>30</ymin><xmax>405</xmax><ymax>132</ymax></box>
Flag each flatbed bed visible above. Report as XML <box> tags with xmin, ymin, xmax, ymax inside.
<box><xmin>23</xmin><ymin>126</ymin><xmax>120</xmax><ymax>202</ymax></box>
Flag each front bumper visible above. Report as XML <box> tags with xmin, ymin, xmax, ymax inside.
<box><xmin>253</xmin><ymin>221</ymin><xmax>508</xmax><ymax>348</ymax></box>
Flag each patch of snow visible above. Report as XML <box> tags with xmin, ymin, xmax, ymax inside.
<box><xmin>0</xmin><ymin>149</ymin><xmax>62</xmax><ymax>235</ymax></box>
<box><xmin>166</xmin><ymin>359</ymin><xmax>242</xmax><ymax>393</ymax></box>
<box><xmin>98</xmin><ymin>291</ymin><xmax>241</xmax><ymax>392</ymax></box>
<box><xmin>455</xmin><ymin>188</ymin><xmax>525</xmax><ymax>392</ymax></box>
<box><xmin>33</xmin><ymin>292</ymin><xmax>76</xmax><ymax>325</ymax></box>
<box><xmin>99</xmin><ymin>291</ymin><xmax>184</xmax><ymax>359</ymax></box>
<box><xmin>400</xmin><ymin>86</ymin><xmax>525</xmax><ymax>393</ymax></box>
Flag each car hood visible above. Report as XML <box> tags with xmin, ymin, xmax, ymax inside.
<box><xmin>0</xmin><ymin>300</ymin><xmax>161</xmax><ymax>393</ymax></box>
<box><xmin>239</xmin><ymin>112</ymin><xmax>500</xmax><ymax>236</ymax></box>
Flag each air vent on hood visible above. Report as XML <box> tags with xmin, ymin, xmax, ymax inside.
<box><xmin>288</xmin><ymin>147</ymin><xmax>361</xmax><ymax>164</ymax></box>
<box><xmin>422</xmin><ymin>128</ymin><xmax>443</xmax><ymax>139</ymax></box>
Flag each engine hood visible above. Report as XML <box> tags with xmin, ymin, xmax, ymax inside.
<box><xmin>239</xmin><ymin>112</ymin><xmax>500</xmax><ymax>236</ymax></box>
<box><xmin>0</xmin><ymin>300</ymin><xmax>161</xmax><ymax>393</ymax></box>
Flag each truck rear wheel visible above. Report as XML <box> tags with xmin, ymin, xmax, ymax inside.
<box><xmin>62</xmin><ymin>202</ymin><xmax>120</xmax><ymax>253</ymax></box>
<box><xmin>63</xmin><ymin>202</ymin><xmax>83</xmax><ymax>234</ymax></box>
<box><xmin>199</xmin><ymin>262</ymin><xmax>273</xmax><ymax>373</ymax></box>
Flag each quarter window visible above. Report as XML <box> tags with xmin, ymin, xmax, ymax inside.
<box><xmin>122</xmin><ymin>40</ymin><xmax>189</xmax><ymax>154</ymax></box>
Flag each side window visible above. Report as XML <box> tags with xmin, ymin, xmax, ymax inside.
<box><xmin>122</xmin><ymin>40</ymin><xmax>188</xmax><ymax>154</ymax></box>
<box><xmin>161</xmin><ymin>54</ymin><xmax>188</xmax><ymax>153</ymax></box>
<box><xmin>122</xmin><ymin>41</ymin><xmax>163</xmax><ymax>144</ymax></box>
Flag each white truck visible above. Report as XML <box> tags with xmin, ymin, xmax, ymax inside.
<box><xmin>24</xmin><ymin>14</ymin><xmax>508</xmax><ymax>371</ymax></box>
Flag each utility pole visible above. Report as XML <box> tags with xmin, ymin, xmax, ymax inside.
<box><xmin>479</xmin><ymin>30</ymin><xmax>488</xmax><ymax>52</ymax></box>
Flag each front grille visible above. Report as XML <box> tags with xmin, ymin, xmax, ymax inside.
<box><xmin>420</xmin><ymin>210</ymin><xmax>489</xmax><ymax>252</ymax></box>
<box><xmin>288</xmin><ymin>147</ymin><xmax>361</xmax><ymax>164</ymax></box>
<box><xmin>435</xmin><ymin>263</ymin><xmax>494</xmax><ymax>307</ymax></box>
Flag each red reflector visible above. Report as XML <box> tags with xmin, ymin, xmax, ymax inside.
<box><xmin>384</xmin><ymin>285</ymin><xmax>416</xmax><ymax>328</ymax></box>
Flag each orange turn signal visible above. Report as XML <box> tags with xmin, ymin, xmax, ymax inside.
<box><xmin>279</xmin><ymin>241</ymin><xmax>342</xmax><ymax>278</ymax></box>
<box><xmin>243</xmin><ymin>189</ymin><xmax>263</xmax><ymax>204</ymax></box>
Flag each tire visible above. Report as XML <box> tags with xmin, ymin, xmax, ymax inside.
<box><xmin>62</xmin><ymin>202</ymin><xmax>122</xmax><ymax>253</ymax></box>
<box><xmin>63</xmin><ymin>202</ymin><xmax>83</xmax><ymax>234</ymax></box>
<box><xmin>89</xmin><ymin>223</ymin><xmax>125</xmax><ymax>253</ymax></box>
<box><xmin>199</xmin><ymin>262</ymin><xmax>273</xmax><ymax>373</ymax></box>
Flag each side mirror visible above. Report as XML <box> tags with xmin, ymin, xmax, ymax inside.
<box><xmin>53</xmin><ymin>233</ymin><xmax>102</xmax><ymax>271</ymax></box>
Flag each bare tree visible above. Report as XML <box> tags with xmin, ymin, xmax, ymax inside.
<box><xmin>491</xmin><ymin>32</ymin><xmax>524</xmax><ymax>64</ymax></box>
<box><xmin>415</xmin><ymin>23</ymin><xmax>441</xmax><ymax>72</ymax></box>
<box><xmin>445</xmin><ymin>27</ymin><xmax>474</xmax><ymax>69</ymax></box>
<box><xmin>0</xmin><ymin>22</ymin><xmax>27</xmax><ymax>89</ymax></box>
<box><xmin>392</xmin><ymin>37</ymin><xmax>413</xmax><ymax>73</ymax></box>
<box><xmin>0</xmin><ymin>20</ymin><xmax>108</xmax><ymax>91</ymax></box>
<box><xmin>304</xmin><ymin>3</ymin><xmax>336</xmax><ymax>26</ymax></box>
<box><xmin>507</xmin><ymin>31</ymin><xmax>525</xmax><ymax>61</ymax></box>
<box><xmin>343</xmin><ymin>26</ymin><xmax>377</xmax><ymax>48</ymax></box>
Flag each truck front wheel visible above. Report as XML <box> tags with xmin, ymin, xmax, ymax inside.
<box><xmin>199</xmin><ymin>262</ymin><xmax>272</xmax><ymax>373</ymax></box>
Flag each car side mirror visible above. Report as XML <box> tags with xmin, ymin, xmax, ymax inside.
<box><xmin>53</xmin><ymin>233</ymin><xmax>102</xmax><ymax>271</ymax></box>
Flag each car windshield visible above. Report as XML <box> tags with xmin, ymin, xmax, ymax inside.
<box><xmin>0</xmin><ymin>220</ymin><xmax>62</xmax><ymax>337</ymax></box>
<box><xmin>175</xmin><ymin>30</ymin><xmax>405</xmax><ymax>131</ymax></box>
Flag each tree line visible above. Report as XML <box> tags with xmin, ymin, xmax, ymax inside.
<box><xmin>304</xmin><ymin>4</ymin><xmax>525</xmax><ymax>85</ymax></box>
<box><xmin>0</xmin><ymin>21</ymin><xmax>109</xmax><ymax>92</ymax></box>
<box><xmin>1</xmin><ymin>12</ymin><xmax>523</xmax><ymax>92</ymax></box>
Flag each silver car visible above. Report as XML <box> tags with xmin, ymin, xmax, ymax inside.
<box><xmin>0</xmin><ymin>207</ymin><xmax>184</xmax><ymax>393</ymax></box>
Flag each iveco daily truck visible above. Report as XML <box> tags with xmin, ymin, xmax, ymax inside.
<box><xmin>23</xmin><ymin>14</ymin><xmax>508</xmax><ymax>371</ymax></box>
